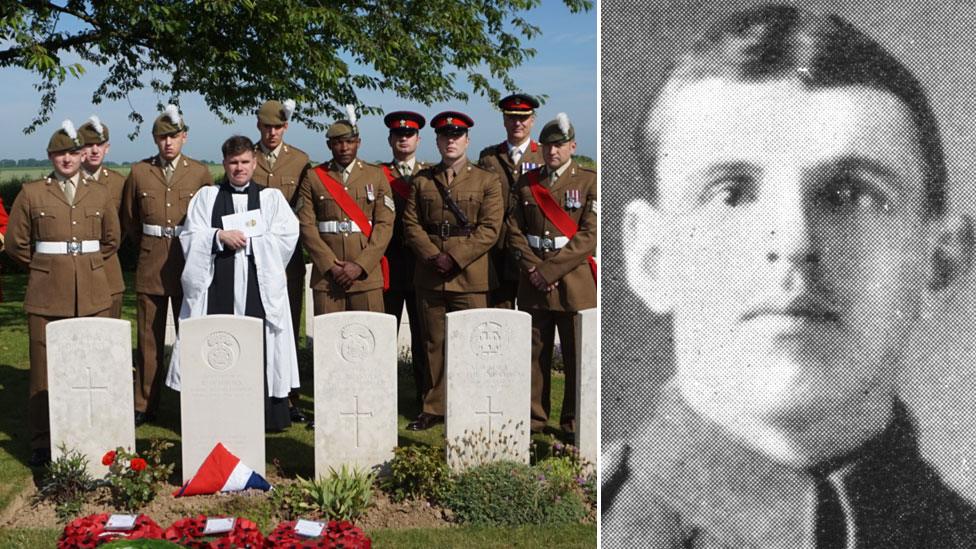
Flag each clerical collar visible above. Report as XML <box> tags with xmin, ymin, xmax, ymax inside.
<box><xmin>227</xmin><ymin>182</ymin><xmax>250</xmax><ymax>193</ymax></box>
<box><xmin>507</xmin><ymin>139</ymin><xmax>530</xmax><ymax>155</ymax></box>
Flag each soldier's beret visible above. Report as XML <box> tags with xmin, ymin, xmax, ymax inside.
<box><xmin>430</xmin><ymin>111</ymin><xmax>474</xmax><ymax>135</ymax></box>
<box><xmin>498</xmin><ymin>93</ymin><xmax>539</xmax><ymax>115</ymax></box>
<box><xmin>539</xmin><ymin>113</ymin><xmax>575</xmax><ymax>144</ymax></box>
<box><xmin>152</xmin><ymin>104</ymin><xmax>188</xmax><ymax>137</ymax></box>
<box><xmin>48</xmin><ymin>120</ymin><xmax>85</xmax><ymax>153</ymax></box>
<box><xmin>326</xmin><ymin>120</ymin><xmax>359</xmax><ymax>139</ymax></box>
<box><xmin>384</xmin><ymin>111</ymin><xmax>426</xmax><ymax>133</ymax></box>
<box><xmin>78</xmin><ymin>116</ymin><xmax>109</xmax><ymax>145</ymax></box>
<box><xmin>257</xmin><ymin>99</ymin><xmax>295</xmax><ymax>125</ymax></box>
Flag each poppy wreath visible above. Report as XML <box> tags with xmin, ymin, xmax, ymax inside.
<box><xmin>57</xmin><ymin>513</ymin><xmax>163</xmax><ymax>548</ymax></box>
<box><xmin>264</xmin><ymin>520</ymin><xmax>372</xmax><ymax>548</ymax></box>
<box><xmin>163</xmin><ymin>515</ymin><xmax>265</xmax><ymax>548</ymax></box>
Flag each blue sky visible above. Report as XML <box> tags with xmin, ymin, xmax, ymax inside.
<box><xmin>0</xmin><ymin>2</ymin><xmax>595</xmax><ymax>165</ymax></box>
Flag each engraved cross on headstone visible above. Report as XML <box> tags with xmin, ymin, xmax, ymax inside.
<box><xmin>71</xmin><ymin>367</ymin><xmax>109</xmax><ymax>427</ymax></box>
<box><xmin>339</xmin><ymin>395</ymin><xmax>373</xmax><ymax>448</ymax></box>
<box><xmin>474</xmin><ymin>395</ymin><xmax>504</xmax><ymax>439</ymax></box>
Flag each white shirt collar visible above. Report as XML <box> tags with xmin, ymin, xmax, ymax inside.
<box><xmin>507</xmin><ymin>139</ymin><xmax>530</xmax><ymax>156</ymax></box>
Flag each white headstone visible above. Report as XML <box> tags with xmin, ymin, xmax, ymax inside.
<box><xmin>575</xmin><ymin>308</ymin><xmax>598</xmax><ymax>468</ymax></box>
<box><xmin>164</xmin><ymin>301</ymin><xmax>177</xmax><ymax>346</ymax></box>
<box><xmin>48</xmin><ymin>318</ymin><xmax>135</xmax><ymax>476</ymax></box>
<box><xmin>178</xmin><ymin>315</ymin><xmax>265</xmax><ymax>483</ymax></box>
<box><xmin>314</xmin><ymin>312</ymin><xmax>398</xmax><ymax>476</ymax></box>
<box><xmin>445</xmin><ymin>309</ymin><xmax>531</xmax><ymax>470</ymax></box>
<box><xmin>305</xmin><ymin>263</ymin><xmax>314</xmax><ymax>347</ymax></box>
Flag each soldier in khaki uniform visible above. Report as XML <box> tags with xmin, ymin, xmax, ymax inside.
<box><xmin>253</xmin><ymin>99</ymin><xmax>311</xmax><ymax>423</ymax></box>
<box><xmin>5</xmin><ymin>121</ymin><xmax>119</xmax><ymax>466</ymax></box>
<box><xmin>79</xmin><ymin>116</ymin><xmax>127</xmax><ymax>318</ymax></box>
<box><xmin>507</xmin><ymin>114</ymin><xmax>596</xmax><ymax>434</ymax></box>
<box><xmin>121</xmin><ymin>105</ymin><xmax>213</xmax><ymax>426</ymax></box>
<box><xmin>403</xmin><ymin>111</ymin><xmax>504</xmax><ymax>430</ymax></box>
<box><xmin>478</xmin><ymin>94</ymin><xmax>545</xmax><ymax>309</ymax></box>
<box><xmin>298</xmin><ymin>110</ymin><xmax>394</xmax><ymax>314</ymax></box>
<box><xmin>381</xmin><ymin>110</ymin><xmax>429</xmax><ymax>407</ymax></box>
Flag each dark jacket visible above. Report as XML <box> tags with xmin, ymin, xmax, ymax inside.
<box><xmin>602</xmin><ymin>382</ymin><xmax>976</xmax><ymax>548</ymax></box>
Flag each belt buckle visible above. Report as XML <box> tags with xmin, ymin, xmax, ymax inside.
<box><xmin>541</xmin><ymin>237</ymin><xmax>554</xmax><ymax>251</ymax></box>
<box><xmin>162</xmin><ymin>226</ymin><xmax>174</xmax><ymax>238</ymax></box>
<box><xmin>338</xmin><ymin>220</ymin><xmax>351</xmax><ymax>233</ymax></box>
<box><xmin>67</xmin><ymin>241</ymin><xmax>81</xmax><ymax>255</ymax></box>
<box><xmin>439</xmin><ymin>221</ymin><xmax>451</xmax><ymax>238</ymax></box>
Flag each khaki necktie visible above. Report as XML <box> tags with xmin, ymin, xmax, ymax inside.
<box><xmin>549</xmin><ymin>171</ymin><xmax>559</xmax><ymax>187</ymax></box>
<box><xmin>445</xmin><ymin>168</ymin><xmax>455</xmax><ymax>186</ymax></box>
<box><xmin>399</xmin><ymin>162</ymin><xmax>411</xmax><ymax>178</ymax></box>
<box><xmin>266</xmin><ymin>151</ymin><xmax>277</xmax><ymax>169</ymax></box>
<box><xmin>63</xmin><ymin>179</ymin><xmax>76</xmax><ymax>204</ymax></box>
<box><xmin>163</xmin><ymin>162</ymin><xmax>175</xmax><ymax>183</ymax></box>
<box><xmin>509</xmin><ymin>148</ymin><xmax>521</xmax><ymax>166</ymax></box>
<box><xmin>341</xmin><ymin>169</ymin><xmax>349</xmax><ymax>184</ymax></box>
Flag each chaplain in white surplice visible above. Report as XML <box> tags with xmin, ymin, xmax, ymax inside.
<box><xmin>166</xmin><ymin>135</ymin><xmax>300</xmax><ymax>431</ymax></box>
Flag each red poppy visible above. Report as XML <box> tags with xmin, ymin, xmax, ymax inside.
<box><xmin>130</xmin><ymin>457</ymin><xmax>148</xmax><ymax>471</ymax></box>
<box><xmin>101</xmin><ymin>450</ymin><xmax>117</xmax><ymax>466</ymax></box>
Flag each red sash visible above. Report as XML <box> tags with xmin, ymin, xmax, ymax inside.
<box><xmin>313</xmin><ymin>166</ymin><xmax>389</xmax><ymax>291</ymax></box>
<box><xmin>381</xmin><ymin>164</ymin><xmax>412</xmax><ymax>200</ymax></box>
<box><xmin>526</xmin><ymin>170</ymin><xmax>597</xmax><ymax>284</ymax></box>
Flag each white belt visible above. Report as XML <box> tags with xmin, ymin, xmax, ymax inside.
<box><xmin>143</xmin><ymin>223</ymin><xmax>184</xmax><ymax>238</ymax></box>
<box><xmin>318</xmin><ymin>220</ymin><xmax>365</xmax><ymax>233</ymax></box>
<box><xmin>36</xmin><ymin>240</ymin><xmax>100</xmax><ymax>255</ymax></box>
<box><xmin>527</xmin><ymin>234</ymin><xmax>569</xmax><ymax>251</ymax></box>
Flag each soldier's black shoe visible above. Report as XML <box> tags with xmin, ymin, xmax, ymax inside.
<box><xmin>134</xmin><ymin>411</ymin><xmax>155</xmax><ymax>427</ymax></box>
<box><xmin>28</xmin><ymin>448</ymin><xmax>51</xmax><ymax>467</ymax></box>
<box><xmin>406</xmin><ymin>413</ymin><xmax>444</xmax><ymax>431</ymax></box>
<box><xmin>289</xmin><ymin>407</ymin><xmax>307</xmax><ymax>423</ymax></box>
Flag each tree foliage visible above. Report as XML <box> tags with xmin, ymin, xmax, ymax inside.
<box><xmin>1</xmin><ymin>0</ymin><xmax>591</xmax><ymax>137</ymax></box>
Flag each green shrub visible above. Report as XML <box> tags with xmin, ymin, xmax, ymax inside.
<box><xmin>443</xmin><ymin>460</ymin><xmax>588</xmax><ymax>526</ymax></box>
<box><xmin>303</xmin><ymin>465</ymin><xmax>376</xmax><ymax>520</ymax></box>
<box><xmin>36</xmin><ymin>444</ymin><xmax>98</xmax><ymax>521</ymax></box>
<box><xmin>102</xmin><ymin>439</ymin><xmax>175</xmax><ymax>511</ymax></box>
<box><xmin>270</xmin><ymin>480</ymin><xmax>317</xmax><ymax>520</ymax></box>
<box><xmin>380</xmin><ymin>445</ymin><xmax>451</xmax><ymax>503</ymax></box>
<box><xmin>446</xmin><ymin>420</ymin><xmax>528</xmax><ymax>470</ymax></box>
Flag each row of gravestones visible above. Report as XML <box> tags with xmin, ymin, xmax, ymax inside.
<box><xmin>48</xmin><ymin>308</ymin><xmax>598</xmax><ymax>483</ymax></box>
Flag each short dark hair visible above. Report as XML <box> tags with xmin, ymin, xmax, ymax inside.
<box><xmin>221</xmin><ymin>135</ymin><xmax>255</xmax><ymax>159</ymax></box>
<box><xmin>636</xmin><ymin>4</ymin><xmax>946</xmax><ymax>215</ymax></box>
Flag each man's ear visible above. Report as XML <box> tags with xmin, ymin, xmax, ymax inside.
<box><xmin>623</xmin><ymin>199</ymin><xmax>671</xmax><ymax>313</ymax></box>
<box><xmin>928</xmin><ymin>213</ymin><xmax>974</xmax><ymax>294</ymax></box>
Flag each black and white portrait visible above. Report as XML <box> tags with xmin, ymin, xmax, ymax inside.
<box><xmin>601</xmin><ymin>2</ymin><xmax>976</xmax><ymax>547</ymax></box>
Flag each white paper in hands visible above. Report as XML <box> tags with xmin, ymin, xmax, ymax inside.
<box><xmin>222</xmin><ymin>210</ymin><xmax>265</xmax><ymax>237</ymax></box>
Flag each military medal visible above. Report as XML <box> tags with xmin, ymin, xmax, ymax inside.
<box><xmin>573</xmin><ymin>189</ymin><xmax>582</xmax><ymax>209</ymax></box>
<box><xmin>366</xmin><ymin>183</ymin><xmax>375</xmax><ymax>202</ymax></box>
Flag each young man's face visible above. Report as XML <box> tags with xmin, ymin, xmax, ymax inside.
<box><xmin>632</xmin><ymin>79</ymin><xmax>945</xmax><ymax>426</ymax></box>
<box><xmin>223</xmin><ymin>149</ymin><xmax>257</xmax><ymax>187</ymax></box>
<box><xmin>257</xmin><ymin>121</ymin><xmax>288</xmax><ymax>150</ymax></box>
<box><xmin>328</xmin><ymin>136</ymin><xmax>360</xmax><ymax>167</ymax></box>
<box><xmin>48</xmin><ymin>149</ymin><xmax>83</xmax><ymax>178</ymax></box>
<box><xmin>543</xmin><ymin>140</ymin><xmax>576</xmax><ymax>170</ymax></box>
<box><xmin>154</xmin><ymin>131</ymin><xmax>187</xmax><ymax>162</ymax></box>
<box><xmin>503</xmin><ymin>113</ymin><xmax>535</xmax><ymax>144</ymax></box>
<box><xmin>388</xmin><ymin>130</ymin><xmax>420</xmax><ymax>159</ymax></box>
<box><xmin>82</xmin><ymin>142</ymin><xmax>110</xmax><ymax>171</ymax></box>
<box><xmin>436</xmin><ymin>131</ymin><xmax>469</xmax><ymax>164</ymax></box>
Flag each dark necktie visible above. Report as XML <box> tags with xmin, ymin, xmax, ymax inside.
<box><xmin>814</xmin><ymin>474</ymin><xmax>848</xmax><ymax>549</ymax></box>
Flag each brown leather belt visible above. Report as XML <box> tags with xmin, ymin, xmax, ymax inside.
<box><xmin>425</xmin><ymin>222</ymin><xmax>475</xmax><ymax>237</ymax></box>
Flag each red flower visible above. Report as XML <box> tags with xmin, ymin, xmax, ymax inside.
<box><xmin>130</xmin><ymin>457</ymin><xmax>148</xmax><ymax>471</ymax></box>
<box><xmin>101</xmin><ymin>450</ymin><xmax>117</xmax><ymax>466</ymax></box>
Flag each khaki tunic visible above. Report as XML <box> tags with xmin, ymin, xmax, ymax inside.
<box><xmin>479</xmin><ymin>140</ymin><xmax>545</xmax><ymax>291</ymax></box>
<box><xmin>85</xmin><ymin>166</ymin><xmax>127</xmax><ymax>298</ymax></box>
<box><xmin>5</xmin><ymin>175</ymin><xmax>119</xmax><ymax>316</ymax></box>
<box><xmin>298</xmin><ymin>159</ymin><xmax>395</xmax><ymax>293</ymax></box>
<box><xmin>121</xmin><ymin>155</ymin><xmax>213</xmax><ymax>295</ymax></box>
<box><xmin>402</xmin><ymin>161</ymin><xmax>504</xmax><ymax>292</ymax></box>
<box><xmin>384</xmin><ymin>160</ymin><xmax>427</xmax><ymax>291</ymax></box>
<box><xmin>506</xmin><ymin>162</ymin><xmax>597</xmax><ymax>312</ymax></box>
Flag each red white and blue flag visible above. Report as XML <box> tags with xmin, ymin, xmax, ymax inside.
<box><xmin>173</xmin><ymin>442</ymin><xmax>271</xmax><ymax>497</ymax></box>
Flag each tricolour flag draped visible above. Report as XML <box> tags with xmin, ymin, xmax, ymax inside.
<box><xmin>173</xmin><ymin>442</ymin><xmax>271</xmax><ymax>497</ymax></box>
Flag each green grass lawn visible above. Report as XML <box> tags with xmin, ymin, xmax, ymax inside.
<box><xmin>0</xmin><ymin>272</ymin><xmax>592</xmax><ymax>546</ymax></box>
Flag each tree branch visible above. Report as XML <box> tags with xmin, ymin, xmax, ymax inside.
<box><xmin>0</xmin><ymin>29</ymin><xmax>101</xmax><ymax>65</ymax></box>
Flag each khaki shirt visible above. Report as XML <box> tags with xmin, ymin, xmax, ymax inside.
<box><xmin>298</xmin><ymin>158</ymin><xmax>395</xmax><ymax>293</ymax></box>
<box><xmin>402</xmin><ymin>160</ymin><xmax>504</xmax><ymax>292</ymax></box>
<box><xmin>5</xmin><ymin>174</ymin><xmax>119</xmax><ymax>316</ymax></box>
<box><xmin>121</xmin><ymin>155</ymin><xmax>213</xmax><ymax>295</ymax></box>
<box><xmin>506</xmin><ymin>161</ymin><xmax>597</xmax><ymax>312</ymax></box>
